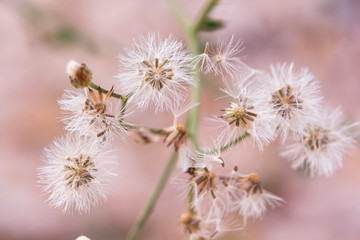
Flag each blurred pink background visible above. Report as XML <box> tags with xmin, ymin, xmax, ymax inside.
<box><xmin>1</xmin><ymin>0</ymin><xmax>360</xmax><ymax>239</ymax></box>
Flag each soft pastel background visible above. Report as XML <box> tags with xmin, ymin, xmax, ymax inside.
<box><xmin>1</xmin><ymin>0</ymin><xmax>359</xmax><ymax>239</ymax></box>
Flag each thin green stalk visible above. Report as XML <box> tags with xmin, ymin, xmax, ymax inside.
<box><xmin>185</xmin><ymin>32</ymin><xmax>201</xmax><ymax>149</ymax></box>
<box><xmin>125</xmin><ymin>152</ymin><xmax>178</xmax><ymax>240</ymax></box>
<box><xmin>187</xmin><ymin>185</ymin><xmax>194</xmax><ymax>212</ymax></box>
<box><xmin>184</xmin><ymin>0</ymin><xmax>219</xmax><ymax>149</ymax></box>
<box><xmin>89</xmin><ymin>81</ymin><xmax>123</xmax><ymax>99</ymax></box>
<box><xmin>220</xmin><ymin>132</ymin><xmax>250</xmax><ymax>152</ymax></box>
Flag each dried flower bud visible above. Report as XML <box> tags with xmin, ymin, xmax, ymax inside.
<box><xmin>162</xmin><ymin>123</ymin><xmax>188</xmax><ymax>151</ymax></box>
<box><xmin>66</xmin><ymin>60</ymin><xmax>92</xmax><ymax>88</ymax></box>
<box><xmin>129</xmin><ymin>128</ymin><xmax>160</xmax><ymax>144</ymax></box>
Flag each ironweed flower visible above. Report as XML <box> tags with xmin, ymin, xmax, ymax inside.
<box><xmin>38</xmin><ymin>134</ymin><xmax>116</xmax><ymax>213</ymax></box>
<box><xmin>116</xmin><ymin>33</ymin><xmax>195</xmax><ymax>111</ymax></box>
<box><xmin>282</xmin><ymin>107</ymin><xmax>358</xmax><ymax>177</ymax></box>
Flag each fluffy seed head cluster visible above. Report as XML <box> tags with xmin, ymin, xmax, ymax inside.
<box><xmin>116</xmin><ymin>33</ymin><xmax>195</xmax><ymax>111</ymax></box>
<box><xmin>38</xmin><ymin>134</ymin><xmax>115</xmax><ymax>213</ymax></box>
<box><xmin>40</xmin><ymin>33</ymin><xmax>358</xmax><ymax>240</ymax></box>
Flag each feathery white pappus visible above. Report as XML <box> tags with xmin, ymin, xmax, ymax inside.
<box><xmin>38</xmin><ymin>134</ymin><xmax>116</xmax><ymax>213</ymax></box>
<box><xmin>58</xmin><ymin>87</ymin><xmax>127</xmax><ymax>141</ymax></box>
<box><xmin>260</xmin><ymin>62</ymin><xmax>323</xmax><ymax>139</ymax></box>
<box><xmin>230</xmin><ymin>172</ymin><xmax>283</xmax><ymax>224</ymax></box>
<box><xmin>282</xmin><ymin>107</ymin><xmax>358</xmax><ymax>177</ymax></box>
<box><xmin>193</xmin><ymin>35</ymin><xmax>252</xmax><ymax>77</ymax></box>
<box><xmin>209</xmin><ymin>78</ymin><xmax>276</xmax><ymax>150</ymax></box>
<box><xmin>116</xmin><ymin>33</ymin><xmax>195</xmax><ymax>111</ymax></box>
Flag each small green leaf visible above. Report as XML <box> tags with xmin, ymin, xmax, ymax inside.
<box><xmin>199</xmin><ymin>18</ymin><xmax>224</xmax><ymax>32</ymax></box>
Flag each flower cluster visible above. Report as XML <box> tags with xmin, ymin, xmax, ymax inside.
<box><xmin>39</xmin><ymin>33</ymin><xmax>358</xmax><ymax>240</ymax></box>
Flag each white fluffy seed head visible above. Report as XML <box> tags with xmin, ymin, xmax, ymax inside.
<box><xmin>116</xmin><ymin>33</ymin><xmax>195</xmax><ymax>111</ymax></box>
<box><xmin>261</xmin><ymin>62</ymin><xmax>323</xmax><ymax>139</ymax></box>
<box><xmin>209</xmin><ymin>78</ymin><xmax>276</xmax><ymax>150</ymax></box>
<box><xmin>38</xmin><ymin>134</ymin><xmax>116</xmax><ymax>214</ymax></box>
<box><xmin>282</xmin><ymin>107</ymin><xmax>358</xmax><ymax>177</ymax></box>
<box><xmin>58</xmin><ymin>89</ymin><xmax>127</xmax><ymax>141</ymax></box>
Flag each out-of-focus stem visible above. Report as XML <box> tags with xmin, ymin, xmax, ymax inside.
<box><xmin>184</xmin><ymin>0</ymin><xmax>219</xmax><ymax>149</ymax></box>
<box><xmin>125</xmin><ymin>152</ymin><xmax>178</xmax><ymax>240</ymax></box>
<box><xmin>192</xmin><ymin>0</ymin><xmax>219</xmax><ymax>32</ymax></box>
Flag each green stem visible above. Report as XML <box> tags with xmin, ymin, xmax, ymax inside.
<box><xmin>89</xmin><ymin>81</ymin><xmax>123</xmax><ymax>99</ymax></box>
<box><xmin>187</xmin><ymin>185</ymin><xmax>194</xmax><ymax>212</ymax></box>
<box><xmin>125</xmin><ymin>152</ymin><xmax>178</xmax><ymax>240</ymax></box>
<box><xmin>220</xmin><ymin>132</ymin><xmax>250</xmax><ymax>152</ymax></box>
<box><xmin>184</xmin><ymin>0</ymin><xmax>219</xmax><ymax>149</ymax></box>
<box><xmin>185</xmin><ymin>31</ymin><xmax>201</xmax><ymax>149</ymax></box>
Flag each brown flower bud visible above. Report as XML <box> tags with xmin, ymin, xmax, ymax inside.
<box><xmin>66</xmin><ymin>60</ymin><xmax>92</xmax><ymax>88</ymax></box>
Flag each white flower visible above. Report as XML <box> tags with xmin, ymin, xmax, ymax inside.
<box><xmin>59</xmin><ymin>87</ymin><xmax>126</xmax><ymax>140</ymax></box>
<box><xmin>281</xmin><ymin>107</ymin><xmax>358</xmax><ymax>177</ymax></box>
<box><xmin>209</xmin><ymin>79</ymin><xmax>276</xmax><ymax>150</ymax></box>
<box><xmin>261</xmin><ymin>63</ymin><xmax>323</xmax><ymax>139</ymax></box>
<box><xmin>116</xmin><ymin>33</ymin><xmax>195</xmax><ymax>111</ymax></box>
<box><xmin>38</xmin><ymin>134</ymin><xmax>116</xmax><ymax>213</ymax></box>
